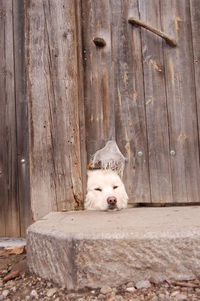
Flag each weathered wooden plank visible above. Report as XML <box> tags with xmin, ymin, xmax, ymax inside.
<box><xmin>0</xmin><ymin>0</ymin><xmax>20</xmax><ymax>236</ymax></box>
<box><xmin>82</xmin><ymin>0</ymin><xmax>115</xmax><ymax>159</ymax></box>
<box><xmin>0</xmin><ymin>2</ymin><xmax>6</xmax><ymax>235</ymax></box>
<box><xmin>161</xmin><ymin>0</ymin><xmax>200</xmax><ymax>202</ymax></box>
<box><xmin>13</xmin><ymin>0</ymin><xmax>32</xmax><ymax>236</ymax></box>
<box><xmin>25</xmin><ymin>0</ymin><xmax>83</xmax><ymax>220</ymax></box>
<box><xmin>0</xmin><ymin>0</ymin><xmax>7</xmax><ymax>236</ymax></box>
<box><xmin>190</xmin><ymin>0</ymin><xmax>200</xmax><ymax>167</ymax></box>
<box><xmin>76</xmin><ymin>0</ymin><xmax>87</xmax><ymax>199</ymax></box>
<box><xmin>140</xmin><ymin>0</ymin><xmax>173</xmax><ymax>203</ymax></box>
<box><xmin>111</xmin><ymin>0</ymin><xmax>151</xmax><ymax>203</ymax></box>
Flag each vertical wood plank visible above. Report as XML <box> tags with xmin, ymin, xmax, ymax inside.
<box><xmin>0</xmin><ymin>0</ymin><xmax>7</xmax><ymax>236</ymax></box>
<box><xmin>13</xmin><ymin>0</ymin><xmax>32</xmax><ymax>236</ymax></box>
<box><xmin>140</xmin><ymin>0</ymin><xmax>173</xmax><ymax>203</ymax></box>
<box><xmin>190</xmin><ymin>0</ymin><xmax>200</xmax><ymax>163</ymax></box>
<box><xmin>26</xmin><ymin>0</ymin><xmax>83</xmax><ymax>220</ymax></box>
<box><xmin>161</xmin><ymin>0</ymin><xmax>200</xmax><ymax>202</ymax></box>
<box><xmin>76</xmin><ymin>0</ymin><xmax>87</xmax><ymax>199</ymax></box>
<box><xmin>111</xmin><ymin>0</ymin><xmax>151</xmax><ymax>203</ymax></box>
<box><xmin>82</xmin><ymin>0</ymin><xmax>115</xmax><ymax>159</ymax></box>
<box><xmin>0</xmin><ymin>0</ymin><xmax>20</xmax><ymax>236</ymax></box>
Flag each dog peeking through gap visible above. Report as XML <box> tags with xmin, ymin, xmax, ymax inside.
<box><xmin>84</xmin><ymin>141</ymin><xmax>129</xmax><ymax>211</ymax></box>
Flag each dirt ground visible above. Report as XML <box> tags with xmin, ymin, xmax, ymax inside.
<box><xmin>1</xmin><ymin>248</ymin><xmax>200</xmax><ymax>301</ymax></box>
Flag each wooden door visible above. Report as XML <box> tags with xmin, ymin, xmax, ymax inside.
<box><xmin>82</xmin><ymin>0</ymin><xmax>200</xmax><ymax>204</ymax></box>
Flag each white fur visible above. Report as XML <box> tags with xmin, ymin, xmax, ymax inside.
<box><xmin>84</xmin><ymin>169</ymin><xmax>128</xmax><ymax>211</ymax></box>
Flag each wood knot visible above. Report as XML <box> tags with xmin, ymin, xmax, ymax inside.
<box><xmin>93</xmin><ymin>37</ymin><xmax>106</xmax><ymax>47</ymax></box>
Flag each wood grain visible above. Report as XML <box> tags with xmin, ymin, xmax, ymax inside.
<box><xmin>111</xmin><ymin>0</ymin><xmax>151</xmax><ymax>203</ymax></box>
<box><xmin>190</xmin><ymin>0</ymin><xmax>200</xmax><ymax>166</ymax></box>
<box><xmin>161</xmin><ymin>0</ymin><xmax>200</xmax><ymax>202</ymax></box>
<box><xmin>140</xmin><ymin>0</ymin><xmax>173</xmax><ymax>203</ymax></box>
<box><xmin>13</xmin><ymin>0</ymin><xmax>32</xmax><ymax>235</ymax></box>
<box><xmin>26</xmin><ymin>0</ymin><xmax>83</xmax><ymax>219</ymax></box>
<box><xmin>82</xmin><ymin>0</ymin><xmax>115</xmax><ymax>160</ymax></box>
<box><xmin>76</xmin><ymin>0</ymin><xmax>87</xmax><ymax>200</ymax></box>
<box><xmin>0</xmin><ymin>0</ymin><xmax>20</xmax><ymax>236</ymax></box>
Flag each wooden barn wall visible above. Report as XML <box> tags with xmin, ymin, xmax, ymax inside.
<box><xmin>1</xmin><ymin>0</ymin><xmax>200</xmax><ymax>236</ymax></box>
<box><xmin>0</xmin><ymin>0</ymin><xmax>31</xmax><ymax>237</ymax></box>
<box><xmin>82</xmin><ymin>0</ymin><xmax>200</xmax><ymax>204</ymax></box>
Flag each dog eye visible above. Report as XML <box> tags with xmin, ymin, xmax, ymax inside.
<box><xmin>95</xmin><ymin>187</ymin><xmax>102</xmax><ymax>192</ymax></box>
<box><xmin>113</xmin><ymin>185</ymin><xmax>118</xmax><ymax>190</ymax></box>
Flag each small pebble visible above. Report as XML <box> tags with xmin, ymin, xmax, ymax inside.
<box><xmin>114</xmin><ymin>296</ymin><xmax>125</xmax><ymax>301</ymax></box>
<box><xmin>11</xmin><ymin>286</ymin><xmax>16</xmax><ymax>292</ymax></box>
<box><xmin>47</xmin><ymin>282</ymin><xmax>52</xmax><ymax>288</ymax></box>
<box><xmin>100</xmin><ymin>285</ymin><xmax>112</xmax><ymax>295</ymax></box>
<box><xmin>30</xmin><ymin>289</ymin><xmax>38</xmax><ymax>299</ymax></box>
<box><xmin>150</xmin><ymin>295</ymin><xmax>158</xmax><ymax>301</ymax></box>
<box><xmin>135</xmin><ymin>280</ymin><xmax>151</xmax><ymax>289</ymax></box>
<box><xmin>171</xmin><ymin>290</ymin><xmax>180</xmax><ymax>297</ymax></box>
<box><xmin>126</xmin><ymin>287</ymin><xmax>136</xmax><ymax>293</ymax></box>
<box><xmin>157</xmin><ymin>293</ymin><xmax>166</xmax><ymax>301</ymax></box>
<box><xmin>46</xmin><ymin>288</ymin><xmax>57</xmax><ymax>297</ymax></box>
<box><xmin>126</xmin><ymin>282</ymin><xmax>134</xmax><ymax>288</ymax></box>
<box><xmin>2</xmin><ymin>290</ymin><xmax>9</xmax><ymax>298</ymax></box>
<box><xmin>175</xmin><ymin>293</ymin><xmax>188</xmax><ymax>301</ymax></box>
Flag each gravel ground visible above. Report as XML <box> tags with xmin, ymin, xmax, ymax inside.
<box><xmin>1</xmin><ymin>252</ymin><xmax>200</xmax><ymax>300</ymax></box>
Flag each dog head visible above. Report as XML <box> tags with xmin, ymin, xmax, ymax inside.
<box><xmin>84</xmin><ymin>169</ymin><xmax>128</xmax><ymax>211</ymax></box>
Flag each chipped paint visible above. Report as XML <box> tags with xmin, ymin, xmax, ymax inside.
<box><xmin>133</xmin><ymin>90</ymin><xmax>138</xmax><ymax>102</ymax></box>
<box><xmin>125</xmin><ymin>130</ymin><xmax>131</xmax><ymax>161</ymax></box>
<box><xmin>149</xmin><ymin>59</ymin><xmax>162</xmax><ymax>72</ymax></box>
<box><xmin>100</xmin><ymin>111</ymin><xmax>103</xmax><ymax>121</ymax></box>
<box><xmin>125</xmin><ymin>140</ymin><xmax>131</xmax><ymax>161</ymax></box>
<box><xmin>123</xmin><ymin>71</ymin><xmax>128</xmax><ymax>86</ymax></box>
<box><xmin>128</xmin><ymin>120</ymin><xmax>132</xmax><ymax>127</ymax></box>
<box><xmin>118</xmin><ymin>87</ymin><xmax>122</xmax><ymax>106</ymax></box>
<box><xmin>169</xmin><ymin>57</ymin><xmax>174</xmax><ymax>86</ymax></box>
<box><xmin>178</xmin><ymin>133</ymin><xmax>187</xmax><ymax>144</ymax></box>
<box><xmin>174</xmin><ymin>16</ymin><xmax>181</xmax><ymax>33</ymax></box>
<box><xmin>90</xmin><ymin>72</ymin><xmax>93</xmax><ymax>84</ymax></box>
<box><xmin>146</xmin><ymin>97</ymin><xmax>154</xmax><ymax>106</ymax></box>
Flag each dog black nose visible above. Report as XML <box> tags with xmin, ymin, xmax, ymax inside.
<box><xmin>107</xmin><ymin>196</ymin><xmax>117</xmax><ymax>205</ymax></box>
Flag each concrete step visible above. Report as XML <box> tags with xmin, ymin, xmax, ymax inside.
<box><xmin>27</xmin><ymin>206</ymin><xmax>200</xmax><ymax>290</ymax></box>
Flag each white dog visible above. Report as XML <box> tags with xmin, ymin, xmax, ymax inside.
<box><xmin>84</xmin><ymin>169</ymin><xmax>128</xmax><ymax>211</ymax></box>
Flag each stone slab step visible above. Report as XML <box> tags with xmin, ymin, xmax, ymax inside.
<box><xmin>27</xmin><ymin>206</ymin><xmax>200</xmax><ymax>290</ymax></box>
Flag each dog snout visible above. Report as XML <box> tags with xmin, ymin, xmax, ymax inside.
<box><xmin>107</xmin><ymin>196</ymin><xmax>117</xmax><ymax>205</ymax></box>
